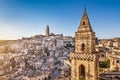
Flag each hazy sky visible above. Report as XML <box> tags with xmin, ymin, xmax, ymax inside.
<box><xmin>0</xmin><ymin>0</ymin><xmax>120</xmax><ymax>40</ymax></box>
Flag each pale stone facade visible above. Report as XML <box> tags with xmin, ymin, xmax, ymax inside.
<box><xmin>70</xmin><ymin>8</ymin><xmax>99</xmax><ymax>80</ymax></box>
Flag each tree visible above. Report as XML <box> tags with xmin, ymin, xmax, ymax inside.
<box><xmin>99</xmin><ymin>59</ymin><xmax>110</xmax><ymax>68</ymax></box>
<box><xmin>64</xmin><ymin>43</ymin><xmax>74</xmax><ymax>50</ymax></box>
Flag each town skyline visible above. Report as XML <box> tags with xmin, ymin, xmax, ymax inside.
<box><xmin>0</xmin><ymin>0</ymin><xmax>120</xmax><ymax>40</ymax></box>
<box><xmin>0</xmin><ymin>2</ymin><xmax>120</xmax><ymax>79</ymax></box>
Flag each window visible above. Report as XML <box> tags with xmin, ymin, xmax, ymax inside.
<box><xmin>117</xmin><ymin>60</ymin><xmax>119</xmax><ymax>63</ymax></box>
<box><xmin>101</xmin><ymin>54</ymin><xmax>105</xmax><ymax>57</ymax></box>
<box><xmin>81</xmin><ymin>43</ymin><xmax>85</xmax><ymax>51</ymax></box>
<box><xmin>79</xmin><ymin>65</ymin><xmax>85</xmax><ymax>80</ymax></box>
<box><xmin>83</xmin><ymin>21</ymin><xmax>85</xmax><ymax>25</ymax></box>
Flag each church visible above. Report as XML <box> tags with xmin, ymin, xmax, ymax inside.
<box><xmin>70</xmin><ymin>8</ymin><xmax>99</xmax><ymax>80</ymax></box>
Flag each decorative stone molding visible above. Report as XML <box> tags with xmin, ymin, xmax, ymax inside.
<box><xmin>70</xmin><ymin>52</ymin><xmax>97</xmax><ymax>61</ymax></box>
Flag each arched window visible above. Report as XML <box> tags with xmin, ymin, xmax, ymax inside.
<box><xmin>83</xmin><ymin>21</ymin><xmax>85</xmax><ymax>25</ymax></box>
<box><xmin>79</xmin><ymin>65</ymin><xmax>85</xmax><ymax>80</ymax></box>
<box><xmin>81</xmin><ymin>43</ymin><xmax>85</xmax><ymax>51</ymax></box>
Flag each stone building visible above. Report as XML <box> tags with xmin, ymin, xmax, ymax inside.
<box><xmin>70</xmin><ymin>8</ymin><xmax>99</xmax><ymax>80</ymax></box>
<box><xmin>55</xmin><ymin>75</ymin><xmax>69</xmax><ymax>80</ymax></box>
<box><xmin>46</xmin><ymin>25</ymin><xmax>49</xmax><ymax>37</ymax></box>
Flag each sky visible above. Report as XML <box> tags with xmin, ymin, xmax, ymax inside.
<box><xmin>0</xmin><ymin>0</ymin><xmax>120</xmax><ymax>40</ymax></box>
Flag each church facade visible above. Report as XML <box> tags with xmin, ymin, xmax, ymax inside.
<box><xmin>70</xmin><ymin>8</ymin><xmax>99</xmax><ymax>80</ymax></box>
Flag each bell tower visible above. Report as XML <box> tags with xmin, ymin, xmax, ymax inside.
<box><xmin>46</xmin><ymin>25</ymin><xmax>50</xmax><ymax>37</ymax></box>
<box><xmin>70</xmin><ymin>8</ymin><xmax>99</xmax><ymax>80</ymax></box>
<box><xmin>75</xmin><ymin>7</ymin><xmax>95</xmax><ymax>54</ymax></box>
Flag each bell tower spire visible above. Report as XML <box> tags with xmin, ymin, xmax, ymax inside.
<box><xmin>75</xmin><ymin>7</ymin><xmax>95</xmax><ymax>53</ymax></box>
<box><xmin>78</xmin><ymin>7</ymin><xmax>93</xmax><ymax>32</ymax></box>
<box><xmin>70</xmin><ymin>8</ymin><xmax>99</xmax><ymax>80</ymax></box>
<box><xmin>84</xmin><ymin>6</ymin><xmax>86</xmax><ymax>14</ymax></box>
<box><xmin>46</xmin><ymin>25</ymin><xmax>49</xmax><ymax>37</ymax></box>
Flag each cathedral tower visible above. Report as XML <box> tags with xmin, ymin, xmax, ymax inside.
<box><xmin>46</xmin><ymin>25</ymin><xmax>49</xmax><ymax>37</ymax></box>
<box><xmin>70</xmin><ymin>8</ymin><xmax>99</xmax><ymax>80</ymax></box>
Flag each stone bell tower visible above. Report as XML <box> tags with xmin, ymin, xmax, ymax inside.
<box><xmin>70</xmin><ymin>8</ymin><xmax>99</xmax><ymax>80</ymax></box>
<box><xmin>46</xmin><ymin>25</ymin><xmax>49</xmax><ymax>37</ymax></box>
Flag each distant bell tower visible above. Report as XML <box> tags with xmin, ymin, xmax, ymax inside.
<box><xmin>70</xmin><ymin>7</ymin><xmax>99</xmax><ymax>80</ymax></box>
<box><xmin>46</xmin><ymin>25</ymin><xmax>49</xmax><ymax>37</ymax></box>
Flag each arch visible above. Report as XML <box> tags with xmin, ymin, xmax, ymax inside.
<box><xmin>81</xmin><ymin>43</ymin><xmax>85</xmax><ymax>51</ymax></box>
<box><xmin>79</xmin><ymin>64</ymin><xmax>85</xmax><ymax>80</ymax></box>
<box><xmin>83</xmin><ymin>21</ymin><xmax>85</xmax><ymax>25</ymax></box>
